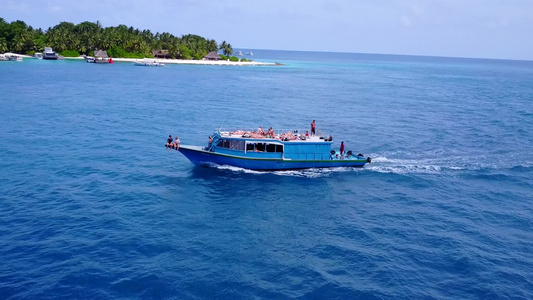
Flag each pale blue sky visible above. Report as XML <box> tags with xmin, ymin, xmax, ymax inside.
<box><xmin>3</xmin><ymin>0</ymin><xmax>532</xmax><ymax>60</ymax></box>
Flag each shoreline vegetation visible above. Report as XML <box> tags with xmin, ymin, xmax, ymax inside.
<box><xmin>2</xmin><ymin>52</ymin><xmax>277</xmax><ymax>66</ymax></box>
<box><xmin>0</xmin><ymin>18</ymin><xmax>278</xmax><ymax>66</ymax></box>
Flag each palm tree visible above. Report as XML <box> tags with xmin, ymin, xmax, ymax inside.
<box><xmin>207</xmin><ymin>39</ymin><xmax>218</xmax><ymax>52</ymax></box>
<box><xmin>0</xmin><ymin>37</ymin><xmax>8</xmax><ymax>53</ymax></box>
<box><xmin>219</xmin><ymin>40</ymin><xmax>233</xmax><ymax>56</ymax></box>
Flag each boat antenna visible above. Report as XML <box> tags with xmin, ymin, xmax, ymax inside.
<box><xmin>218</xmin><ymin>117</ymin><xmax>226</xmax><ymax>132</ymax></box>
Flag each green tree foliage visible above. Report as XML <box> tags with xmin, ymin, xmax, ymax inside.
<box><xmin>74</xmin><ymin>21</ymin><xmax>102</xmax><ymax>54</ymax></box>
<box><xmin>0</xmin><ymin>37</ymin><xmax>8</xmax><ymax>53</ymax></box>
<box><xmin>47</xmin><ymin>22</ymin><xmax>77</xmax><ymax>52</ymax></box>
<box><xmin>219</xmin><ymin>41</ymin><xmax>233</xmax><ymax>56</ymax></box>
<box><xmin>178</xmin><ymin>44</ymin><xmax>193</xmax><ymax>60</ymax></box>
<box><xmin>0</xmin><ymin>18</ymin><xmax>230</xmax><ymax>60</ymax></box>
<box><xmin>107</xmin><ymin>46</ymin><xmax>144</xmax><ymax>58</ymax></box>
<box><xmin>220</xmin><ymin>55</ymin><xmax>243</xmax><ymax>62</ymax></box>
<box><xmin>60</xmin><ymin>50</ymin><xmax>80</xmax><ymax>57</ymax></box>
<box><xmin>181</xmin><ymin>34</ymin><xmax>213</xmax><ymax>59</ymax></box>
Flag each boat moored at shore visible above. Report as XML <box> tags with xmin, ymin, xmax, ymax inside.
<box><xmin>133</xmin><ymin>59</ymin><xmax>165</xmax><ymax>67</ymax></box>
<box><xmin>43</xmin><ymin>47</ymin><xmax>58</xmax><ymax>60</ymax></box>
<box><xmin>176</xmin><ymin>127</ymin><xmax>371</xmax><ymax>171</ymax></box>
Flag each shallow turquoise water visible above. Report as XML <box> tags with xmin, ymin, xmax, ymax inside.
<box><xmin>0</xmin><ymin>51</ymin><xmax>532</xmax><ymax>299</ymax></box>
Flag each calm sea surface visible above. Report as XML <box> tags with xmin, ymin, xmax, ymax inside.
<box><xmin>0</xmin><ymin>50</ymin><xmax>532</xmax><ymax>299</ymax></box>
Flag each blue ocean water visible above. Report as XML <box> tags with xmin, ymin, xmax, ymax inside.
<box><xmin>0</xmin><ymin>51</ymin><xmax>532</xmax><ymax>299</ymax></box>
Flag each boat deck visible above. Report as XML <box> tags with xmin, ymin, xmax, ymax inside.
<box><xmin>220</xmin><ymin>130</ymin><xmax>331</xmax><ymax>143</ymax></box>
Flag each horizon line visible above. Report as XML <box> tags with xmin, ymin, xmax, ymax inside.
<box><xmin>232</xmin><ymin>48</ymin><xmax>533</xmax><ymax>63</ymax></box>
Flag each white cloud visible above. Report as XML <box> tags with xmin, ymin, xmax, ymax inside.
<box><xmin>411</xmin><ymin>5</ymin><xmax>423</xmax><ymax>17</ymax></box>
<box><xmin>401</xmin><ymin>16</ymin><xmax>412</xmax><ymax>27</ymax></box>
<box><xmin>500</xmin><ymin>18</ymin><xmax>507</xmax><ymax>27</ymax></box>
<box><xmin>48</xmin><ymin>6</ymin><xmax>61</xmax><ymax>12</ymax></box>
<box><xmin>5</xmin><ymin>0</ymin><xmax>29</xmax><ymax>13</ymax></box>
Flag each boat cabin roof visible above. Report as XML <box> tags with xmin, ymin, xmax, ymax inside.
<box><xmin>218</xmin><ymin>130</ymin><xmax>332</xmax><ymax>144</ymax></box>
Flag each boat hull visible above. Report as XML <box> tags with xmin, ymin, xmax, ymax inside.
<box><xmin>179</xmin><ymin>145</ymin><xmax>368</xmax><ymax>170</ymax></box>
<box><xmin>133</xmin><ymin>62</ymin><xmax>164</xmax><ymax>67</ymax></box>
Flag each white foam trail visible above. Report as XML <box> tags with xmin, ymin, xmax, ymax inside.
<box><xmin>212</xmin><ymin>164</ymin><xmax>362</xmax><ymax>178</ymax></box>
<box><xmin>366</xmin><ymin>153</ymin><xmax>532</xmax><ymax>175</ymax></box>
<box><xmin>213</xmin><ymin>164</ymin><xmax>263</xmax><ymax>174</ymax></box>
<box><xmin>272</xmin><ymin>167</ymin><xmax>362</xmax><ymax>178</ymax></box>
<box><xmin>209</xmin><ymin>154</ymin><xmax>531</xmax><ymax>177</ymax></box>
<box><xmin>365</xmin><ymin>156</ymin><xmax>442</xmax><ymax>174</ymax></box>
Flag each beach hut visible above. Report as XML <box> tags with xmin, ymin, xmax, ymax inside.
<box><xmin>153</xmin><ymin>50</ymin><xmax>171</xmax><ymax>59</ymax></box>
<box><xmin>94</xmin><ymin>49</ymin><xmax>110</xmax><ymax>63</ymax></box>
<box><xmin>203</xmin><ymin>51</ymin><xmax>221</xmax><ymax>61</ymax></box>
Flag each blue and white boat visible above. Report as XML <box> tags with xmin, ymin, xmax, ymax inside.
<box><xmin>133</xmin><ymin>59</ymin><xmax>165</xmax><ymax>67</ymax></box>
<box><xmin>178</xmin><ymin>128</ymin><xmax>371</xmax><ymax>170</ymax></box>
<box><xmin>43</xmin><ymin>47</ymin><xmax>58</xmax><ymax>60</ymax></box>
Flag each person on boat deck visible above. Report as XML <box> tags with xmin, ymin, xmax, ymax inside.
<box><xmin>266</xmin><ymin>127</ymin><xmax>275</xmax><ymax>138</ymax></box>
<box><xmin>173</xmin><ymin>136</ymin><xmax>180</xmax><ymax>151</ymax></box>
<box><xmin>166</xmin><ymin>135</ymin><xmax>173</xmax><ymax>150</ymax></box>
<box><xmin>208</xmin><ymin>136</ymin><xmax>213</xmax><ymax>148</ymax></box>
<box><xmin>258</xmin><ymin>126</ymin><xmax>265</xmax><ymax>136</ymax></box>
<box><xmin>340</xmin><ymin>141</ymin><xmax>345</xmax><ymax>156</ymax></box>
<box><xmin>305</xmin><ymin>131</ymin><xmax>309</xmax><ymax>137</ymax></box>
<box><xmin>311</xmin><ymin>120</ymin><xmax>316</xmax><ymax>136</ymax></box>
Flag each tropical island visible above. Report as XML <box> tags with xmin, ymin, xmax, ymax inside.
<box><xmin>0</xmin><ymin>18</ymin><xmax>274</xmax><ymax>65</ymax></box>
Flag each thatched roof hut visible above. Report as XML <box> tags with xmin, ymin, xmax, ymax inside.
<box><xmin>93</xmin><ymin>49</ymin><xmax>110</xmax><ymax>63</ymax></box>
<box><xmin>203</xmin><ymin>51</ymin><xmax>221</xmax><ymax>61</ymax></box>
<box><xmin>94</xmin><ymin>50</ymin><xmax>109</xmax><ymax>58</ymax></box>
<box><xmin>153</xmin><ymin>50</ymin><xmax>171</xmax><ymax>59</ymax></box>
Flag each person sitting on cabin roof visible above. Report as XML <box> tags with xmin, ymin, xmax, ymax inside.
<box><xmin>258</xmin><ymin>126</ymin><xmax>265</xmax><ymax>136</ymax></box>
<box><xmin>305</xmin><ymin>131</ymin><xmax>309</xmax><ymax>137</ymax></box>
<box><xmin>166</xmin><ymin>135</ymin><xmax>173</xmax><ymax>150</ymax></box>
<box><xmin>266</xmin><ymin>127</ymin><xmax>276</xmax><ymax>138</ymax></box>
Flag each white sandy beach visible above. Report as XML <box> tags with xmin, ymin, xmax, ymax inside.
<box><xmin>80</xmin><ymin>57</ymin><xmax>279</xmax><ymax>66</ymax></box>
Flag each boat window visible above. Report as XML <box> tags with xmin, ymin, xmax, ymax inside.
<box><xmin>256</xmin><ymin>143</ymin><xmax>266</xmax><ymax>152</ymax></box>
<box><xmin>229</xmin><ymin>140</ymin><xmax>245</xmax><ymax>150</ymax></box>
<box><xmin>246</xmin><ymin>143</ymin><xmax>254</xmax><ymax>151</ymax></box>
<box><xmin>217</xmin><ymin>139</ymin><xmax>245</xmax><ymax>150</ymax></box>
<box><xmin>276</xmin><ymin>145</ymin><xmax>283</xmax><ymax>153</ymax></box>
<box><xmin>266</xmin><ymin>144</ymin><xmax>275</xmax><ymax>152</ymax></box>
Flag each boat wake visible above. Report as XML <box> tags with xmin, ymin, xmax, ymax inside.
<box><xmin>366</xmin><ymin>154</ymin><xmax>532</xmax><ymax>175</ymax></box>
<box><xmin>206</xmin><ymin>153</ymin><xmax>531</xmax><ymax>177</ymax></box>
<box><xmin>366</xmin><ymin>156</ymin><xmax>444</xmax><ymax>174</ymax></box>
<box><xmin>211</xmin><ymin>164</ymin><xmax>362</xmax><ymax>178</ymax></box>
